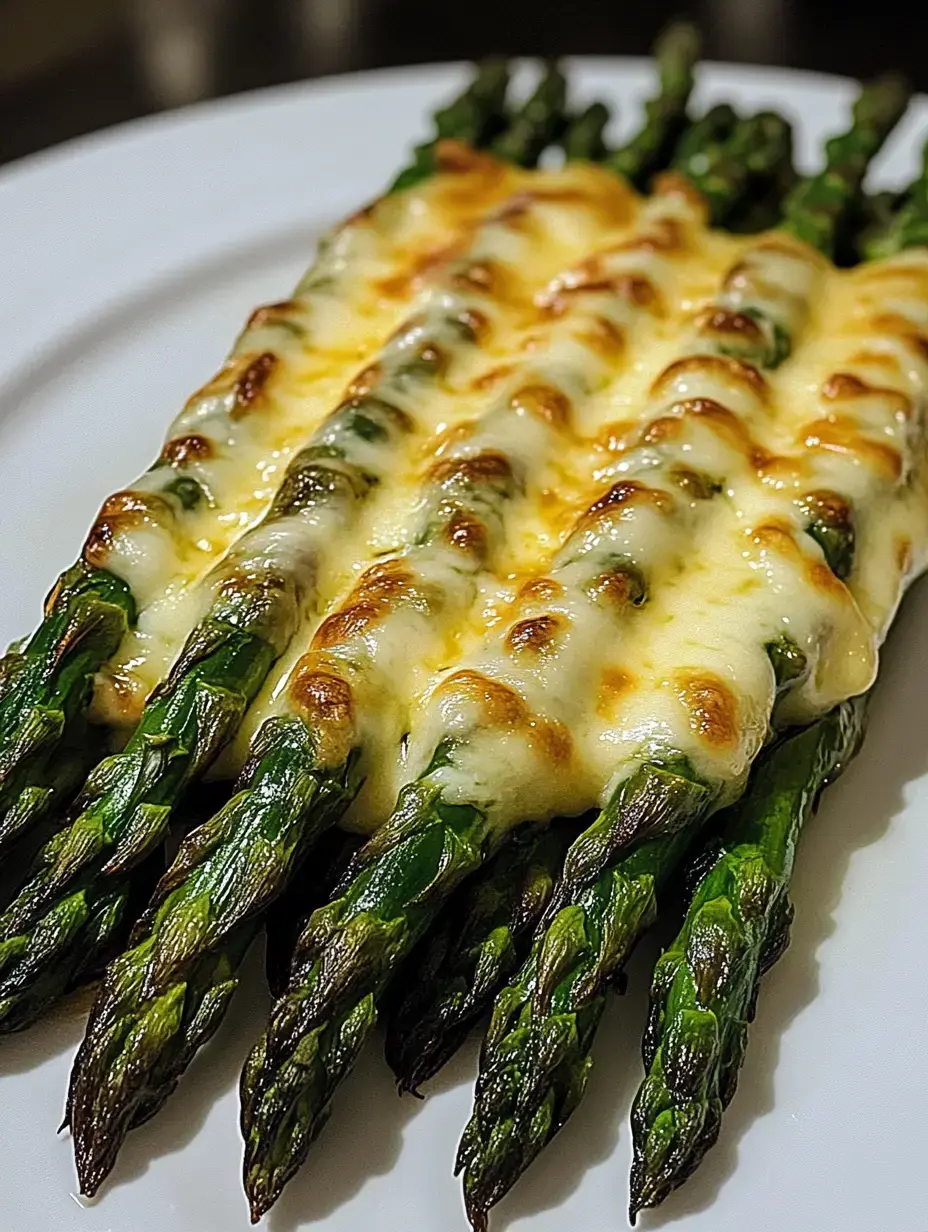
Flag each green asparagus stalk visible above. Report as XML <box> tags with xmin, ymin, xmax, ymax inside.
<box><xmin>0</xmin><ymin>69</ymin><xmax>551</xmax><ymax>1045</ymax></box>
<box><xmin>64</xmin><ymin>736</ymin><xmax>358</xmax><ymax>1194</ymax></box>
<box><xmin>454</xmin><ymin>84</ymin><xmax>899</xmax><ymax>1218</ymax></box>
<box><xmin>491</xmin><ymin>62</ymin><xmax>569</xmax><ymax>167</ymax></box>
<box><xmin>852</xmin><ymin>189</ymin><xmax>905</xmax><ymax>262</ymax></box>
<box><xmin>265</xmin><ymin>828</ymin><xmax>363</xmax><ymax>998</ymax></box>
<box><xmin>606</xmin><ymin>21</ymin><xmax>700</xmax><ymax>189</ymax></box>
<box><xmin>241</xmin><ymin>784</ymin><xmax>494</xmax><ymax>1220</ymax></box>
<box><xmin>629</xmin><ymin>698</ymin><xmax>867</xmax><ymax>1220</ymax></box>
<box><xmin>669</xmin><ymin>103</ymin><xmax>738</xmax><ymax>175</ymax></box>
<box><xmin>861</xmin><ymin>138</ymin><xmax>928</xmax><ymax>258</ymax></box>
<box><xmin>235</xmin><ymin>113</ymin><xmax>804</xmax><ymax>1221</ymax></box>
<box><xmin>390</xmin><ymin>59</ymin><xmax>510</xmax><ymax>191</ymax></box>
<box><xmin>562</xmin><ymin>102</ymin><xmax>611</xmax><ymax>163</ymax></box>
<box><xmin>0</xmin><ymin>63</ymin><xmax>511</xmax><ymax>857</ymax></box>
<box><xmin>718</xmin><ymin>112</ymin><xmax>796</xmax><ymax>235</ymax></box>
<box><xmin>385</xmin><ymin>822</ymin><xmax>573</xmax><ymax>1092</ymax></box>
<box><xmin>67</xmin><ymin>73</ymin><xmax>676</xmax><ymax>1186</ymax></box>
<box><xmin>456</xmin><ymin>766</ymin><xmax>712</xmax><ymax>1228</ymax></box>
<box><xmin>782</xmin><ymin>73</ymin><xmax>910</xmax><ymax>256</ymax></box>
<box><xmin>65</xmin><ymin>91</ymin><xmax>779</xmax><ymax>1200</ymax></box>
<box><xmin>680</xmin><ymin>110</ymin><xmax>793</xmax><ymax>227</ymax></box>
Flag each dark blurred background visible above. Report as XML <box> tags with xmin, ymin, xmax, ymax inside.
<box><xmin>0</xmin><ymin>0</ymin><xmax>921</xmax><ymax>167</ymax></box>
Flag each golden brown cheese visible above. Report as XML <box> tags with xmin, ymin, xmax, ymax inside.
<box><xmin>92</xmin><ymin>153</ymin><xmax>640</xmax><ymax>729</ymax></box>
<box><xmin>92</xmin><ymin>150</ymin><xmax>928</xmax><ymax>837</ymax></box>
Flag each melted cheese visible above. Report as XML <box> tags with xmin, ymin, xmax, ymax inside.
<box><xmin>77</xmin><ymin>149</ymin><xmax>928</xmax><ymax>839</ymax></box>
<box><xmin>92</xmin><ymin>151</ymin><xmax>636</xmax><ymax>726</ymax></box>
<box><xmin>394</xmin><ymin>249</ymin><xmax>928</xmax><ymax>834</ymax></box>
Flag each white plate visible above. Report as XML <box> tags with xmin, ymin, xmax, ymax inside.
<box><xmin>1</xmin><ymin>58</ymin><xmax>927</xmax><ymax>1232</ymax></box>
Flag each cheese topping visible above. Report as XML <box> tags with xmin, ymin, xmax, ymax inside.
<box><xmin>81</xmin><ymin>150</ymin><xmax>928</xmax><ymax>837</ymax></box>
<box><xmin>395</xmin><ymin>247</ymin><xmax>928</xmax><ymax>833</ymax></box>
<box><xmin>91</xmin><ymin>151</ymin><xmax>638</xmax><ymax>726</ymax></box>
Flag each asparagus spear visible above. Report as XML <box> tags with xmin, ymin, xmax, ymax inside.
<box><xmin>861</xmin><ymin>138</ymin><xmax>928</xmax><ymax>258</ymax></box>
<box><xmin>629</xmin><ymin>698</ymin><xmax>867</xmax><ymax>1220</ymax></box>
<box><xmin>457</xmin><ymin>765</ymin><xmax>711</xmax><ymax>1228</ymax></box>
<box><xmin>491</xmin><ymin>62</ymin><xmax>569</xmax><ymax>167</ymax></box>
<box><xmin>236</xmin><ymin>114</ymin><xmax>798</xmax><ymax>1221</ymax></box>
<box><xmin>782</xmin><ymin>73</ymin><xmax>910</xmax><ymax>256</ymax></box>
<box><xmin>0</xmin><ymin>80</ymin><xmax>571</xmax><ymax>1044</ymax></box>
<box><xmin>67</xmin><ymin>105</ymin><xmax>725</xmax><ymax>1187</ymax></box>
<box><xmin>562</xmin><ymin>102</ymin><xmax>611</xmax><ymax>163</ymax></box>
<box><xmin>669</xmin><ymin>103</ymin><xmax>738</xmax><ymax>176</ymax></box>
<box><xmin>390</xmin><ymin>59</ymin><xmax>510</xmax><ymax>191</ymax></box>
<box><xmin>606</xmin><ymin>22</ymin><xmax>701</xmax><ymax>189</ymax></box>
<box><xmin>385</xmin><ymin>822</ymin><xmax>573</xmax><ymax>1093</ymax></box>
<box><xmin>0</xmin><ymin>63</ymin><xmax>512</xmax><ymax>856</ymax></box>
<box><xmin>455</xmin><ymin>86</ymin><xmax>902</xmax><ymax>1222</ymax></box>
<box><xmin>852</xmin><ymin>189</ymin><xmax>905</xmax><ymax>262</ymax></box>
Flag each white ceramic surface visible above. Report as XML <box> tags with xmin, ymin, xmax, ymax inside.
<box><xmin>0</xmin><ymin>59</ymin><xmax>927</xmax><ymax>1232</ymax></box>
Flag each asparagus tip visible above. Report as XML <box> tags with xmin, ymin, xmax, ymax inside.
<box><xmin>465</xmin><ymin>1197</ymin><xmax>489</xmax><ymax>1232</ymax></box>
<box><xmin>246</xmin><ymin>1174</ymin><xmax>275</xmax><ymax>1224</ymax></box>
<box><xmin>75</xmin><ymin>1151</ymin><xmax>108</xmax><ymax>1200</ymax></box>
<box><xmin>396</xmin><ymin>1076</ymin><xmax>425</xmax><ymax>1100</ymax></box>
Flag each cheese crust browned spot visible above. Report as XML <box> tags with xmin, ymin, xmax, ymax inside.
<box><xmin>505</xmin><ymin>614</ymin><xmax>565</xmax><ymax>658</ymax></box>
<box><xmin>538</xmin><ymin>257</ymin><xmax>664</xmax><ymax>318</ymax></box>
<box><xmin>436</xmin><ymin>670</ymin><xmax>572</xmax><ymax>762</ymax></box>
<box><xmin>312</xmin><ymin>559</ymin><xmax>424</xmax><ymax>650</ymax></box>
<box><xmin>656</xmin><ymin>397</ymin><xmax>773</xmax><ymax>470</ymax></box>
<box><xmin>586</xmin><ymin>566</ymin><xmax>645</xmax><ymax>611</ymax></box>
<box><xmin>594</xmin><ymin>419</ymin><xmax>638</xmax><ymax>456</ymax></box>
<box><xmin>158</xmin><ymin>434</ymin><xmax>214</xmax><ymax>466</ymax></box>
<box><xmin>493</xmin><ymin>178</ymin><xmax>634</xmax><ymax>232</ymax></box>
<box><xmin>516</xmin><ymin>576</ymin><xmax>565</xmax><ymax>604</ymax></box>
<box><xmin>345</xmin><ymin>362</ymin><xmax>383</xmax><ymax>398</ymax></box>
<box><xmin>576</xmin><ymin>479</ymin><xmax>675</xmax><ymax>534</ymax></box>
<box><xmin>638</xmin><ymin>415</ymin><xmax>684</xmax><ymax>445</ymax></box>
<box><xmin>432</xmin><ymin>140</ymin><xmax>501</xmax><ymax>178</ymax></box>
<box><xmin>509</xmin><ymin>384</ymin><xmax>573</xmax><ymax>432</ymax></box>
<box><xmin>807</xmin><ymin>560</ymin><xmax>851</xmax><ymax>599</ymax></box>
<box><xmin>287</xmin><ymin>654</ymin><xmax>356</xmax><ymax>767</ymax></box>
<box><xmin>246</xmin><ymin>301</ymin><xmax>301</xmax><ymax>331</ymax></box>
<box><xmin>650</xmin><ymin>354</ymin><xmax>769</xmax><ymax>403</ymax></box>
<box><xmin>801</xmin><ymin>416</ymin><xmax>903</xmax><ymax>480</ymax></box>
<box><xmin>843</xmin><ymin>349</ymin><xmax>908</xmax><ymax>380</ymax></box>
<box><xmin>427</xmin><ymin>450</ymin><xmax>514</xmax><ymax>489</ymax></box>
<box><xmin>437</xmin><ymin>669</ymin><xmax>528</xmax><ymax>727</ymax></box>
<box><xmin>442</xmin><ymin>509</ymin><xmax>488</xmax><ymax>557</ymax></box>
<box><xmin>863</xmin><ymin>313</ymin><xmax>928</xmax><ymax>362</ymax></box>
<box><xmin>752</xmin><ymin>521</ymin><xmax>852</xmax><ymax>598</ymax></box>
<box><xmin>232</xmin><ymin>351</ymin><xmax>278</xmax><ymax>415</ymax></box>
<box><xmin>376</xmin><ymin>241</ymin><xmax>469</xmax><ymax>299</ymax></box>
<box><xmin>896</xmin><ymin>535</ymin><xmax>913</xmax><ymax>574</ymax></box>
<box><xmin>471</xmin><ymin>363</ymin><xmax>514</xmax><ymax>392</ymax></box>
<box><xmin>457</xmin><ymin>306</ymin><xmax>491</xmax><ymax>342</ymax></box>
<box><xmin>697</xmin><ymin>307</ymin><xmax>766</xmax><ymax>347</ymax></box>
<box><xmin>675</xmin><ymin>672</ymin><xmax>739</xmax><ymax>749</ymax></box>
<box><xmin>612</xmin><ymin>215</ymin><xmax>688</xmax><ymax>255</ymax></box>
<box><xmin>596</xmin><ymin>666</ymin><xmax>635</xmax><ymax>717</ymax></box>
<box><xmin>751</xmin><ymin>520</ymin><xmax>803</xmax><ymax>559</ymax></box>
<box><xmin>83</xmin><ymin>491</ymin><xmax>172</xmax><ymax>567</ymax></box>
<box><xmin>799</xmin><ymin>489</ymin><xmax>854</xmax><ymax>533</ymax></box>
<box><xmin>577</xmin><ymin>315</ymin><xmax>627</xmax><ymax>360</ymax></box>
<box><xmin>452</xmin><ymin>259</ymin><xmax>507</xmax><ymax>299</ymax></box>
<box><xmin>821</xmin><ymin>371</ymin><xmax>913</xmax><ymax>417</ymax></box>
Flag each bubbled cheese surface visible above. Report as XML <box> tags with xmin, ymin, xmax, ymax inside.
<box><xmin>85</xmin><ymin>149</ymin><xmax>928</xmax><ymax>834</ymax></box>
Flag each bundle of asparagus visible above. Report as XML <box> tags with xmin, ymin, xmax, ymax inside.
<box><xmin>0</xmin><ymin>23</ymin><xmax>924</xmax><ymax>1231</ymax></box>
